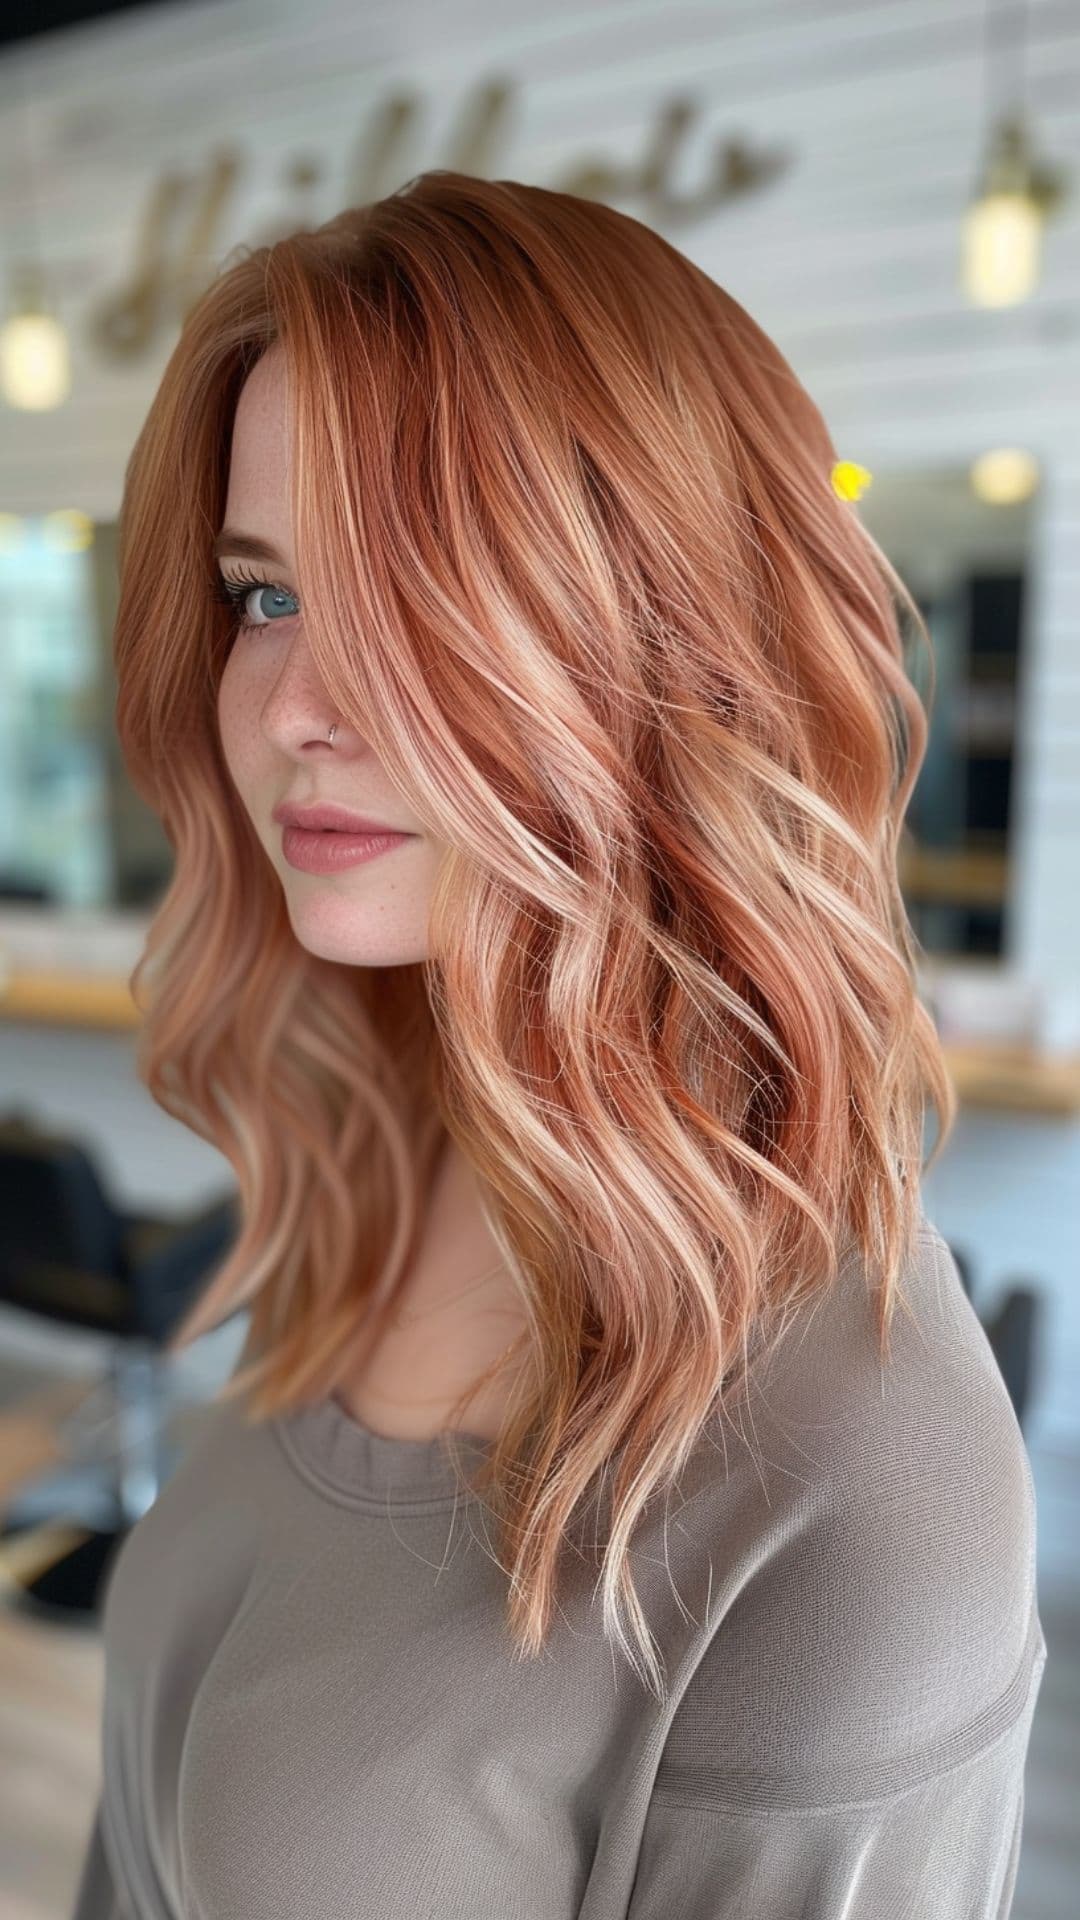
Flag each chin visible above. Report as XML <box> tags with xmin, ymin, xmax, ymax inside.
<box><xmin>282</xmin><ymin>899</ymin><xmax>430</xmax><ymax>969</ymax></box>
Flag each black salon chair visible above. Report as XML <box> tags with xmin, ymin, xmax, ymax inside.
<box><xmin>0</xmin><ymin>1110</ymin><xmax>239</xmax><ymax>1620</ymax></box>
<box><xmin>950</xmin><ymin>1240</ymin><xmax>1041</xmax><ymax>1432</ymax></box>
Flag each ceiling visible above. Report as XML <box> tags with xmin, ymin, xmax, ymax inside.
<box><xmin>0</xmin><ymin>0</ymin><xmax>192</xmax><ymax>53</ymax></box>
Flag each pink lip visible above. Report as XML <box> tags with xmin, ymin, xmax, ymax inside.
<box><xmin>272</xmin><ymin>801</ymin><xmax>407</xmax><ymax>834</ymax></box>
<box><xmin>280</xmin><ymin>824</ymin><xmax>414</xmax><ymax>874</ymax></box>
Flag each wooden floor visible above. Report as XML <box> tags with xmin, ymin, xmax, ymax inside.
<box><xmin>0</xmin><ymin>1373</ymin><xmax>1076</xmax><ymax>1920</ymax></box>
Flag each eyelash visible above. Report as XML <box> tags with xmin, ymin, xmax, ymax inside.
<box><xmin>212</xmin><ymin>568</ymin><xmax>298</xmax><ymax>636</ymax></box>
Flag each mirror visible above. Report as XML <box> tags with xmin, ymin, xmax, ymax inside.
<box><xmin>857</xmin><ymin>465</ymin><xmax>1032</xmax><ymax>960</ymax></box>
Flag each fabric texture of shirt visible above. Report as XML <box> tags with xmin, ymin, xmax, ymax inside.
<box><xmin>70</xmin><ymin>1214</ymin><xmax>1044</xmax><ymax>1919</ymax></box>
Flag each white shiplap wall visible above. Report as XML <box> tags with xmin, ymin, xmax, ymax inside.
<box><xmin>0</xmin><ymin>0</ymin><xmax>1078</xmax><ymax>1434</ymax></box>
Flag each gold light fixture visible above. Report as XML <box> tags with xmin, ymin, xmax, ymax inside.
<box><xmin>1</xmin><ymin>75</ymin><xmax>71</xmax><ymax>411</ymax></box>
<box><xmin>1</xmin><ymin>260</ymin><xmax>71</xmax><ymax>411</ymax></box>
<box><xmin>962</xmin><ymin>2</ymin><xmax>1069</xmax><ymax>308</ymax></box>
<box><xmin>962</xmin><ymin>114</ymin><xmax>1068</xmax><ymax>307</ymax></box>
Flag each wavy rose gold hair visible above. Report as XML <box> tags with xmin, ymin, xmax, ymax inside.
<box><xmin>114</xmin><ymin>169</ymin><xmax>956</xmax><ymax>1699</ymax></box>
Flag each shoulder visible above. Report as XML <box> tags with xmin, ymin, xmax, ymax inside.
<box><xmin>659</xmin><ymin>1220</ymin><xmax>1042</xmax><ymax>1809</ymax></box>
<box><xmin>99</xmin><ymin>1392</ymin><xmax>266</xmax><ymax>1643</ymax></box>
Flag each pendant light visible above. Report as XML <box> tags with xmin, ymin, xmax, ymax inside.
<box><xmin>1</xmin><ymin>71</ymin><xmax>71</xmax><ymax>411</ymax></box>
<box><xmin>961</xmin><ymin>0</ymin><xmax>1069</xmax><ymax>307</ymax></box>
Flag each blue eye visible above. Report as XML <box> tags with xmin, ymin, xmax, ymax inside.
<box><xmin>212</xmin><ymin>569</ymin><xmax>299</xmax><ymax>636</ymax></box>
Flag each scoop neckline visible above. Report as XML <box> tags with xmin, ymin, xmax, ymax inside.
<box><xmin>272</xmin><ymin>1390</ymin><xmax>498</xmax><ymax>1509</ymax></box>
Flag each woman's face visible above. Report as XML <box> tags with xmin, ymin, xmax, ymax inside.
<box><xmin>216</xmin><ymin>344</ymin><xmax>442</xmax><ymax>967</ymax></box>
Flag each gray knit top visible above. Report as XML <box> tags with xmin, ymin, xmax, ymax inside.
<box><xmin>71</xmin><ymin>1216</ymin><xmax>1044</xmax><ymax>1919</ymax></box>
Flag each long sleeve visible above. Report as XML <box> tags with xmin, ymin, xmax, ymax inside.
<box><xmin>626</xmin><ymin>1695</ymin><xmax>1039</xmax><ymax>1918</ymax></box>
<box><xmin>70</xmin><ymin>1798</ymin><xmax>131</xmax><ymax>1920</ymax></box>
<box><xmin>624</xmin><ymin>1225</ymin><xmax>1046</xmax><ymax>1920</ymax></box>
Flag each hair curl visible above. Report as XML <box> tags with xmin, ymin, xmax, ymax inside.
<box><xmin>114</xmin><ymin>169</ymin><xmax>956</xmax><ymax>1700</ymax></box>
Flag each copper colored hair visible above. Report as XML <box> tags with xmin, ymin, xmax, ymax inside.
<box><xmin>113</xmin><ymin>170</ymin><xmax>956</xmax><ymax>1700</ymax></box>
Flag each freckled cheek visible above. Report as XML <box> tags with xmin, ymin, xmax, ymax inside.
<box><xmin>216</xmin><ymin>654</ymin><xmax>270</xmax><ymax>808</ymax></box>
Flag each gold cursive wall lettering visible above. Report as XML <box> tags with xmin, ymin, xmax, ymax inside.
<box><xmin>86</xmin><ymin>76</ymin><xmax>791</xmax><ymax>362</ymax></box>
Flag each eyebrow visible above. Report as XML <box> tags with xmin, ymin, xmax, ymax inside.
<box><xmin>213</xmin><ymin>528</ymin><xmax>288</xmax><ymax>565</ymax></box>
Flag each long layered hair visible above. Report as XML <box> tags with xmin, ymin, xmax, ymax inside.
<box><xmin>114</xmin><ymin>169</ymin><xmax>955</xmax><ymax>1698</ymax></box>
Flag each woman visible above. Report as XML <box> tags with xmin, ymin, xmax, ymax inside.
<box><xmin>71</xmin><ymin>171</ymin><xmax>1042</xmax><ymax>1920</ymax></box>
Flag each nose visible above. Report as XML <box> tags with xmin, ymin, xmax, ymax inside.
<box><xmin>257</xmin><ymin>628</ymin><xmax>344</xmax><ymax>757</ymax></box>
